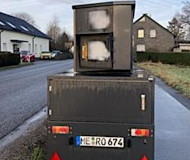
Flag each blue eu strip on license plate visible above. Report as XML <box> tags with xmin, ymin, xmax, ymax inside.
<box><xmin>76</xmin><ymin>136</ymin><xmax>124</xmax><ymax>148</ymax></box>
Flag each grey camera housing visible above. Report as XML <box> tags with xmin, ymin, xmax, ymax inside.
<box><xmin>72</xmin><ymin>1</ymin><xmax>135</xmax><ymax>74</ymax></box>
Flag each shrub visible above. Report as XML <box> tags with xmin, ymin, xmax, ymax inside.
<box><xmin>137</xmin><ymin>52</ymin><xmax>190</xmax><ymax>66</ymax></box>
<box><xmin>54</xmin><ymin>51</ymin><xmax>73</xmax><ymax>60</ymax></box>
<box><xmin>0</xmin><ymin>52</ymin><xmax>20</xmax><ymax>67</ymax></box>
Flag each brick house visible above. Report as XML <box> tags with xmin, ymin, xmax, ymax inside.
<box><xmin>133</xmin><ymin>14</ymin><xmax>174</xmax><ymax>52</ymax></box>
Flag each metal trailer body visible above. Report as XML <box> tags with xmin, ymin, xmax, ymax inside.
<box><xmin>73</xmin><ymin>1</ymin><xmax>135</xmax><ymax>73</ymax></box>
<box><xmin>47</xmin><ymin>71</ymin><xmax>154</xmax><ymax>160</ymax></box>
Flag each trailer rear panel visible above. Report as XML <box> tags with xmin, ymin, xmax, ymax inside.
<box><xmin>47</xmin><ymin>72</ymin><xmax>154</xmax><ymax>160</ymax></box>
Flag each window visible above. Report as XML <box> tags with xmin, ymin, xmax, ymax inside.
<box><xmin>138</xmin><ymin>29</ymin><xmax>144</xmax><ymax>38</ymax></box>
<box><xmin>3</xmin><ymin>43</ymin><xmax>7</xmax><ymax>51</ymax></box>
<box><xmin>28</xmin><ymin>44</ymin><xmax>31</xmax><ymax>52</ymax></box>
<box><xmin>40</xmin><ymin>45</ymin><xmax>42</xmax><ymax>52</ymax></box>
<box><xmin>6</xmin><ymin>22</ymin><xmax>16</xmax><ymax>28</ymax></box>
<box><xmin>0</xmin><ymin>21</ymin><xmax>5</xmax><ymax>26</ymax></box>
<box><xmin>136</xmin><ymin>44</ymin><xmax>145</xmax><ymax>52</ymax></box>
<box><xmin>20</xmin><ymin>25</ymin><xmax>29</xmax><ymax>31</ymax></box>
<box><xmin>35</xmin><ymin>44</ymin><xmax>37</xmax><ymax>54</ymax></box>
<box><xmin>150</xmin><ymin>29</ymin><xmax>156</xmax><ymax>38</ymax></box>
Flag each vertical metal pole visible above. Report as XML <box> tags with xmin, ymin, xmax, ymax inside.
<box><xmin>0</xmin><ymin>30</ymin><xmax>4</xmax><ymax>52</ymax></box>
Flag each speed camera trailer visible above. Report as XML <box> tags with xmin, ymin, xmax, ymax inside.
<box><xmin>47</xmin><ymin>1</ymin><xmax>155</xmax><ymax>160</ymax></box>
<box><xmin>73</xmin><ymin>1</ymin><xmax>135</xmax><ymax>74</ymax></box>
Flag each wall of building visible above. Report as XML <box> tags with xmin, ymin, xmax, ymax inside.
<box><xmin>1</xmin><ymin>30</ymin><xmax>49</xmax><ymax>57</ymax></box>
<box><xmin>133</xmin><ymin>16</ymin><xmax>175</xmax><ymax>52</ymax></box>
<box><xmin>173</xmin><ymin>44</ymin><xmax>190</xmax><ymax>52</ymax></box>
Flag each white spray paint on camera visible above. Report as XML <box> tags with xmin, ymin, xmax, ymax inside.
<box><xmin>88</xmin><ymin>41</ymin><xmax>110</xmax><ymax>61</ymax></box>
<box><xmin>88</xmin><ymin>10</ymin><xmax>111</xmax><ymax>61</ymax></box>
<box><xmin>89</xmin><ymin>10</ymin><xmax>110</xmax><ymax>30</ymax></box>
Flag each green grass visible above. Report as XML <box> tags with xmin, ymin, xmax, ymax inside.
<box><xmin>137</xmin><ymin>62</ymin><xmax>190</xmax><ymax>97</ymax></box>
<box><xmin>0</xmin><ymin>62</ymin><xmax>34</xmax><ymax>71</ymax></box>
<box><xmin>30</xmin><ymin>146</ymin><xmax>44</xmax><ymax>160</ymax></box>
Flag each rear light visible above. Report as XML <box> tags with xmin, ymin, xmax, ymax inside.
<box><xmin>131</xmin><ymin>129</ymin><xmax>150</xmax><ymax>137</ymax></box>
<box><xmin>50</xmin><ymin>152</ymin><xmax>61</xmax><ymax>160</ymax></box>
<box><xmin>52</xmin><ymin>126</ymin><xmax>70</xmax><ymax>134</ymax></box>
<box><xmin>141</xmin><ymin>155</ymin><xmax>148</xmax><ymax>160</ymax></box>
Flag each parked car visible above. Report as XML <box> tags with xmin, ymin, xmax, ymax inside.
<box><xmin>40</xmin><ymin>51</ymin><xmax>52</xmax><ymax>60</ymax></box>
<box><xmin>20</xmin><ymin>51</ymin><xmax>35</xmax><ymax>62</ymax></box>
<box><xmin>51</xmin><ymin>50</ymin><xmax>62</xmax><ymax>59</ymax></box>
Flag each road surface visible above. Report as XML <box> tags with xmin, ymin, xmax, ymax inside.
<box><xmin>0</xmin><ymin>60</ymin><xmax>73</xmax><ymax>139</ymax></box>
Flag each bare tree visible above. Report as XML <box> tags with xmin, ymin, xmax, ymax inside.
<box><xmin>168</xmin><ymin>15</ymin><xmax>185</xmax><ymax>42</ymax></box>
<box><xmin>14</xmin><ymin>12</ymin><xmax>36</xmax><ymax>26</ymax></box>
<box><xmin>180</xmin><ymin>1</ymin><xmax>190</xmax><ymax>25</ymax></box>
<box><xmin>46</xmin><ymin>16</ymin><xmax>61</xmax><ymax>51</ymax></box>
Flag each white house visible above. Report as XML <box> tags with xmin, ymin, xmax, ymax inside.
<box><xmin>173</xmin><ymin>42</ymin><xmax>190</xmax><ymax>52</ymax></box>
<box><xmin>0</xmin><ymin>12</ymin><xmax>50</xmax><ymax>57</ymax></box>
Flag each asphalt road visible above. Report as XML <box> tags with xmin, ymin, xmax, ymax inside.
<box><xmin>0</xmin><ymin>60</ymin><xmax>73</xmax><ymax>139</ymax></box>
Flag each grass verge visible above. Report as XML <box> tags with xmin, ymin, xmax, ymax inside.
<box><xmin>30</xmin><ymin>146</ymin><xmax>44</xmax><ymax>160</ymax></box>
<box><xmin>0</xmin><ymin>62</ymin><xmax>34</xmax><ymax>71</ymax></box>
<box><xmin>137</xmin><ymin>62</ymin><xmax>190</xmax><ymax>98</ymax></box>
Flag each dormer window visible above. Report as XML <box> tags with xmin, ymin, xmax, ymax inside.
<box><xmin>0</xmin><ymin>21</ymin><xmax>5</xmax><ymax>26</ymax></box>
<box><xmin>6</xmin><ymin>22</ymin><xmax>16</xmax><ymax>28</ymax></box>
<box><xmin>20</xmin><ymin>25</ymin><xmax>29</xmax><ymax>31</ymax></box>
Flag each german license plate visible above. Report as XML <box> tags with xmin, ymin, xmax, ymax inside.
<box><xmin>76</xmin><ymin>136</ymin><xmax>124</xmax><ymax>148</ymax></box>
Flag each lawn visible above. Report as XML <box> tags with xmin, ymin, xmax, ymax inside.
<box><xmin>137</xmin><ymin>62</ymin><xmax>190</xmax><ymax>98</ymax></box>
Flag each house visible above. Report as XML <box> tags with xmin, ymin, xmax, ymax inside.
<box><xmin>0</xmin><ymin>12</ymin><xmax>50</xmax><ymax>57</ymax></box>
<box><xmin>133</xmin><ymin>14</ymin><xmax>174</xmax><ymax>52</ymax></box>
<box><xmin>173</xmin><ymin>41</ymin><xmax>190</xmax><ymax>52</ymax></box>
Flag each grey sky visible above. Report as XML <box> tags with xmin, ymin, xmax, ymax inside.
<box><xmin>0</xmin><ymin>0</ymin><xmax>184</xmax><ymax>35</ymax></box>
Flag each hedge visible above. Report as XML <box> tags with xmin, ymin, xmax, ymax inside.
<box><xmin>137</xmin><ymin>52</ymin><xmax>190</xmax><ymax>66</ymax></box>
<box><xmin>54</xmin><ymin>51</ymin><xmax>73</xmax><ymax>60</ymax></box>
<box><xmin>0</xmin><ymin>52</ymin><xmax>20</xmax><ymax>67</ymax></box>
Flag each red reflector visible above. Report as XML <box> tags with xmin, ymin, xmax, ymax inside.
<box><xmin>50</xmin><ymin>152</ymin><xmax>61</xmax><ymax>160</ymax></box>
<box><xmin>52</xmin><ymin>126</ymin><xmax>70</xmax><ymax>134</ymax></box>
<box><xmin>141</xmin><ymin>155</ymin><xmax>148</xmax><ymax>160</ymax></box>
<box><xmin>131</xmin><ymin>129</ymin><xmax>150</xmax><ymax>137</ymax></box>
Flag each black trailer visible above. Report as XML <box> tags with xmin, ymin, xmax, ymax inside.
<box><xmin>47</xmin><ymin>1</ymin><xmax>155</xmax><ymax>160</ymax></box>
<box><xmin>47</xmin><ymin>71</ymin><xmax>154</xmax><ymax>160</ymax></box>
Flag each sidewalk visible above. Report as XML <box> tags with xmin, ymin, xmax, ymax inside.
<box><xmin>155</xmin><ymin>85</ymin><xmax>190</xmax><ymax>160</ymax></box>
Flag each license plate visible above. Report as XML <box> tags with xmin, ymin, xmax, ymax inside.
<box><xmin>76</xmin><ymin>136</ymin><xmax>124</xmax><ymax>148</ymax></box>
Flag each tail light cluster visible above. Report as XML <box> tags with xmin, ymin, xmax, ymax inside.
<box><xmin>131</xmin><ymin>129</ymin><xmax>150</xmax><ymax>137</ymax></box>
<box><xmin>52</xmin><ymin>126</ymin><xmax>70</xmax><ymax>134</ymax></box>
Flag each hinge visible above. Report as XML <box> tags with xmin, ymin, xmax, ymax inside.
<box><xmin>49</xmin><ymin>86</ymin><xmax>52</xmax><ymax>92</ymax></box>
<box><xmin>49</xmin><ymin>109</ymin><xmax>52</xmax><ymax>116</ymax></box>
<box><xmin>141</xmin><ymin>94</ymin><xmax>146</xmax><ymax>111</ymax></box>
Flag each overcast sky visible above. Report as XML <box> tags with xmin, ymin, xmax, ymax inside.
<box><xmin>0</xmin><ymin>0</ymin><xmax>184</xmax><ymax>36</ymax></box>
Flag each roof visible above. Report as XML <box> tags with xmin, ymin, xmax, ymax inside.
<box><xmin>0</xmin><ymin>12</ymin><xmax>50</xmax><ymax>39</ymax></box>
<box><xmin>72</xmin><ymin>1</ymin><xmax>135</xmax><ymax>9</ymax></box>
<box><xmin>134</xmin><ymin>14</ymin><xmax>174</xmax><ymax>36</ymax></box>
